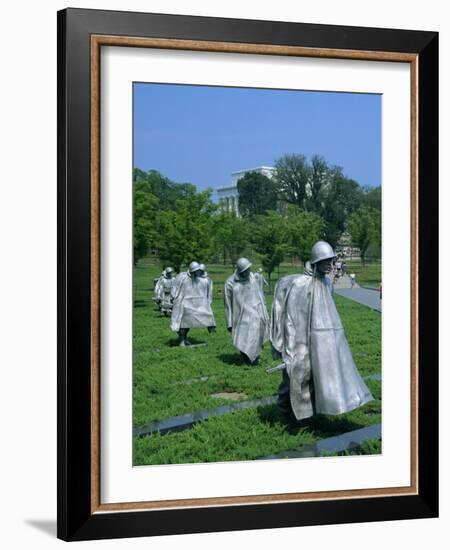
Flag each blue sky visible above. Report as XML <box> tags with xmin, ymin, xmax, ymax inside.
<box><xmin>133</xmin><ymin>83</ymin><xmax>381</xmax><ymax>192</ymax></box>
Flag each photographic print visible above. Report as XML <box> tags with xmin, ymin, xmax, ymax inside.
<box><xmin>132</xmin><ymin>83</ymin><xmax>382</xmax><ymax>467</ymax></box>
<box><xmin>58</xmin><ymin>8</ymin><xmax>438</xmax><ymax>540</ymax></box>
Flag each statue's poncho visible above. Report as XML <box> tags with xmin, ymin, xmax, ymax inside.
<box><xmin>158</xmin><ymin>274</ymin><xmax>174</xmax><ymax>314</ymax></box>
<box><xmin>153</xmin><ymin>273</ymin><xmax>164</xmax><ymax>304</ymax></box>
<box><xmin>170</xmin><ymin>272</ymin><xmax>216</xmax><ymax>331</ymax></box>
<box><xmin>254</xmin><ymin>272</ymin><xmax>268</xmax><ymax>295</ymax></box>
<box><xmin>271</xmin><ymin>263</ymin><xmax>373</xmax><ymax>420</ymax></box>
<box><xmin>224</xmin><ymin>272</ymin><xmax>270</xmax><ymax>362</ymax></box>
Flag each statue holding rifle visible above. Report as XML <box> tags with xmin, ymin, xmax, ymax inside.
<box><xmin>270</xmin><ymin>241</ymin><xmax>373</xmax><ymax>420</ymax></box>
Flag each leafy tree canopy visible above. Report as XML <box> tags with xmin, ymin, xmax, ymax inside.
<box><xmin>133</xmin><ymin>168</ymin><xmax>196</xmax><ymax>211</ymax></box>
<box><xmin>273</xmin><ymin>155</ymin><xmax>366</xmax><ymax>246</ymax></box>
<box><xmin>133</xmin><ymin>182</ymin><xmax>158</xmax><ymax>265</ymax></box>
<box><xmin>237</xmin><ymin>171</ymin><xmax>277</xmax><ymax>217</ymax></box>
<box><xmin>210</xmin><ymin>212</ymin><xmax>250</xmax><ymax>266</ymax></box>
<box><xmin>155</xmin><ymin>190</ymin><xmax>217</xmax><ymax>271</ymax></box>
<box><xmin>274</xmin><ymin>153</ymin><xmax>310</xmax><ymax>209</ymax></box>
<box><xmin>284</xmin><ymin>206</ymin><xmax>326</xmax><ymax>262</ymax></box>
<box><xmin>250</xmin><ymin>211</ymin><xmax>289</xmax><ymax>281</ymax></box>
<box><xmin>347</xmin><ymin>206</ymin><xmax>381</xmax><ymax>265</ymax></box>
<box><xmin>361</xmin><ymin>185</ymin><xmax>382</xmax><ymax>210</ymax></box>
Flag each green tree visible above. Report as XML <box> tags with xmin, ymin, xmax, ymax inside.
<box><xmin>306</xmin><ymin>154</ymin><xmax>329</xmax><ymax>213</ymax></box>
<box><xmin>322</xmin><ymin>168</ymin><xmax>364</xmax><ymax>246</ymax></box>
<box><xmin>250</xmin><ymin>211</ymin><xmax>289</xmax><ymax>284</ymax></box>
<box><xmin>274</xmin><ymin>154</ymin><xmax>365</xmax><ymax>247</ymax></box>
<box><xmin>347</xmin><ymin>206</ymin><xmax>380</xmax><ymax>265</ymax></box>
<box><xmin>284</xmin><ymin>206</ymin><xmax>326</xmax><ymax>262</ymax></box>
<box><xmin>274</xmin><ymin>154</ymin><xmax>310</xmax><ymax>209</ymax></box>
<box><xmin>133</xmin><ymin>181</ymin><xmax>158</xmax><ymax>265</ymax></box>
<box><xmin>369</xmin><ymin>207</ymin><xmax>382</xmax><ymax>259</ymax></box>
<box><xmin>133</xmin><ymin>168</ymin><xmax>196</xmax><ymax>210</ymax></box>
<box><xmin>237</xmin><ymin>171</ymin><xmax>277</xmax><ymax>217</ymax></box>
<box><xmin>155</xmin><ymin>190</ymin><xmax>217</xmax><ymax>271</ymax></box>
<box><xmin>210</xmin><ymin>212</ymin><xmax>250</xmax><ymax>266</ymax></box>
<box><xmin>362</xmin><ymin>185</ymin><xmax>382</xmax><ymax>209</ymax></box>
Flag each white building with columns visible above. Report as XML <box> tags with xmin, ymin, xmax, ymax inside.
<box><xmin>216</xmin><ymin>166</ymin><xmax>275</xmax><ymax>215</ymax></box>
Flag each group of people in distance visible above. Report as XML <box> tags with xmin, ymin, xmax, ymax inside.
<box><xmin>151</xmin><ymin>240</ymin><xmax>373</xmax><ymax>420</ymax></box>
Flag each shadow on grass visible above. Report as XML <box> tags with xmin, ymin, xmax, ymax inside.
<box><xmin>307</xmin><ymin>413</ymin><xmax>367</xmax><ymax>436</ymax></box>
<box><xmin>256</xmin><ymin>404</ymin><xmax>312</xmax><ymax>435</ymax></box>
<box><xmin>218</xmin><ymin>353</ymin><xmax>247</xmax><ymax>366</ymax></box>
<box><xmin>134</xmin><ymin>300</ymin><xmax>148</xmax><ymax>308</ymax></box>
<box><xmin>165</xmin><ymin>336</ymin><xmax>207</xmax><ymax>347</ymax></box>
<box><xmin>257</xmin><ymin>404</ymin><xmax>366</xmax><ymax>437</ymax></box>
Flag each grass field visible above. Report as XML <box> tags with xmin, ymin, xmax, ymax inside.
<box><xmin>133</xmin><ymin>258</ymin><xmax>382</xmax><ymax>466</ymax></box>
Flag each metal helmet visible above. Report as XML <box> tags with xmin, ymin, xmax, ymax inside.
<box><xmin>236</xmin><ymin>257</ymin><xmax>252</xmax><ymax>273</ymax></box>
<box><xmin>199</xmin><ymin>263</ymin><xmax>206</xmax><ymax>272</ymax></box>
<box><xmin>165</xmin><ymin>267</ymin><xmax>174</xmax><ymax>275</ymax></box>
<box><xmin>310</xmin><ymin>241</ymin><xmax>336</xmax><ymax>265</ymax></box>
<box><xmin>188</xmin><ymin>261</ymin><xmax>201</xmax><ymax>273</ymax></box>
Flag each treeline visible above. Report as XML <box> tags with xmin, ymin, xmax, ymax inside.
<box><xmin>133</xmin><ymin>155</ymin><xmax>381</xmax><ymax>278</ymax></box>
<box><xmin>237</xmin><ymin>154</ymin><xmax>380</xmax><ymax>256</ymax></box>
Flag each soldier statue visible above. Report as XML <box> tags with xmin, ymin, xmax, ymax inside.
<box><xmin>224</xmin><ymin>257</ymin><xmax>270</xmax><ymax>364</ymax></box>
<box><xmin>158</xmin><ymin>267</ymin><xmax>175</xmax><ymax>316</ymax></box>
<box><xmin>254</xmin><ymin>267</ymin><xmax>268</xmax><ymax>296</ymax></box>
<box><xmin>170</xmin><ymin>261</ymin><xmax>216</xmax><ymax>346</ymax></box>
<box><xmin>152</xmin><ymin>270</ymin><xmax>165</xmax><ymax>308</ymax></box>
<box><xmin>271</xmin><ymin>241</ymin><xmax>373</xmax><ymax>420</ymax></box>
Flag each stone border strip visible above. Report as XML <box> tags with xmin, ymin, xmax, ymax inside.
<box><xmin>259</xmin><ymin>423</ymin><xmax>381</xmax><ymax>459</ymax></box>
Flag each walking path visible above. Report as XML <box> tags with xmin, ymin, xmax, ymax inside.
<box><xmin>334</xmin><ymin>286</ymin><xmax>381</xmax><ymax>312</ymax></box>
<box><xmin>332</xmin><ymin>274</ymin><xmax>355</xmax><ymax>290</ymax></box>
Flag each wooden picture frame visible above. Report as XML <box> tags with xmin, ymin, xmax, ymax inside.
<box><xmin>57</xmin><ymin>7</ymin><xmax>438</xmax><ymax>541</ymax></box>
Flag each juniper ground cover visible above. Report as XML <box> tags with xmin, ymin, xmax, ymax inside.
<box><xmin>133</xmin><ymin>258</ymin><xmax>381</xmax><ymax>466</ymax></box>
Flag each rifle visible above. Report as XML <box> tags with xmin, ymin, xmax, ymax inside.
<box><xmin>265</xmin><ymin>363</ymin><xmax>286</xmax><ymax>374</ymax></box>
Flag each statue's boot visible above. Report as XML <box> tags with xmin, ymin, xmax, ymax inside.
<box><xmin>178</xmin><ymin>329</ymin><xmax>191</xmax><ymax>346</ymax></box>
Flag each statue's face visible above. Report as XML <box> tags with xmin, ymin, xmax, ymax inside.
<box><xmin>240</xmin><ymin>267</ymin><xmax>251</xmax><ymax>280</ymax></box>
<box><xmin>192</xmin><ymin>269</ymin><xmax>201</xmax><ymax>279</ymax></box>
<box><xmin>316</xmin><ymin>258</ymin><xmax>333</xmax><ymax>274</ymax></box>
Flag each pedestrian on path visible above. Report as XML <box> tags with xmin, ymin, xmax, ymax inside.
<box><xmin>350</xmin><ymin>272</ymin><xmax>356</xmax><ymax>288</ymax></box>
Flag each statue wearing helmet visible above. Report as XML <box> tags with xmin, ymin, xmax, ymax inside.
<box><xmin>224</xmin><ymin>257</ymin><xmax>270</xmax><ymax>364</ymax></box>
<box><xmin>152</xmin><ymin>269</ymin><xmax>166</xmax><ymax>307</ymax></box>
<box><xmin>158</xmin><ymin>267</ymin><xmax>175</xmax><ymax>317</ymax></box>
<box><xmin>170</xmin><ymin>261</ymin><xmax>216</xmax><ymax>346</ymax></box>
<box><xmin>271</xmin><ymin>241</ymin><xmax>373</xmax><ymax>420</ymax></box>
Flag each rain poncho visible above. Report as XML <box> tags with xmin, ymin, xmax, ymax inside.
<box><xmin>254</xmin><ymin>271</ymin><xmax>268</xmax><ymax>295</ymax></box>
<box><xmin>153</xmin><ymin>272</ymin><xmax>164</xmax><ymax>304</ymax></box>
<box><xmin>170</xmin><ymin>272</ymin><xmax>216</xmax><ymax>332</ymax></box>
<box><xmin>224</xmin><ymin>271</ymin><xmax>270</xmax><ymax>362</ymax></box>
<box><xmin>158</xmin><ymin>274</ymin><xmax>174</xmax><ymax>315</ymax></box>
<box><xmin>271</xmin><ymin>262</ymin><xmax>373</xmax><ymax>420</ymax></box>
